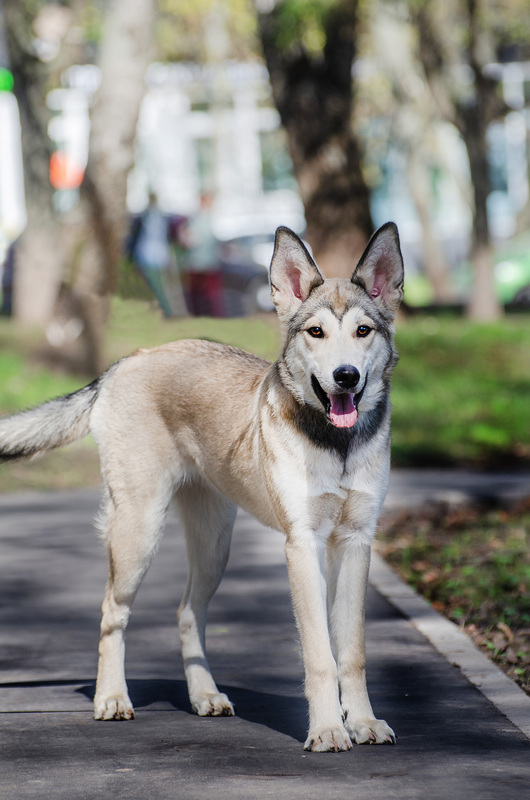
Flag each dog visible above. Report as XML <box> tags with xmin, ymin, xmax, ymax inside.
<box><xmin>0</xmin><ymin>222</ymin><xmax>404</xmax><ymax>752</ymax></box>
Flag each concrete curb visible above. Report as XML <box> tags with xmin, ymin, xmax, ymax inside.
<box><xmin>370</xmin><ymin>551</ymin><xmax>530</xmax><ymax>740</ymax></box>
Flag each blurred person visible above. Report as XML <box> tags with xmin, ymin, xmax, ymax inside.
<box><xmin>128</xmin><ymin>193</ymin><xmax>177</xmax><ymax>317</ymax></box>
<box><xmin>182</xmin><ymin>193</ymin><xmax>225</xmax><ymax>317</ymax></box>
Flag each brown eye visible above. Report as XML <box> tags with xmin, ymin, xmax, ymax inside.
<box><xmin>356</xmin><ymin>325</ymin><xmax>372</xmax><ymax>338</ymax></box>
<box><xmin>307</xmin><ymin>326</ymin><xmax>324</xmax><ymax>338</ymax></box>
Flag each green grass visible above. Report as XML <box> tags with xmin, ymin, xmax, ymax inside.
<box><xmin>0</xmin><ymin>302</ymin><xmax>528</xmax><ymax>490</ymax></box>
<box><xmin>106</xmin><ymin>298</ymin><xmax>281</xmax><ymax>365</ymax></box>
<box><xmin>377</xmin><ymin>501</ymin><xmax>530</xmax><ymax>694</ymax></box>
<box><xmin>392</xmin><ymin>315</ymin><xmax>530</xmax><ymax>467</ymax></box>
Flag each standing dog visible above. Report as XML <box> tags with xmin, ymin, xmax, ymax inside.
<box><xmin>0</xmin><ymin>222</ymin><xmax>404</xmax><ymax>752</ymax></box>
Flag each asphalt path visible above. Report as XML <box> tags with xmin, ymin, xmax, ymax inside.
<box><xmin>1</xmin><ymin>477</ymin><xmax>529</xmax><ymax>799</ymax></box>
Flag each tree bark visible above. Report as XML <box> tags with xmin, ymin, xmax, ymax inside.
<box><xmin>5</xmin><ymin>0</ymin><xmax>154</xmax><ymax>375</ymax></box>
<box><xmin>55</xmin><ymin>0</ymin><xmax>154</xmax><ymax>374</ymax></box>
<box><xmin>457</xmin><ymin>0</ymin><xmax>502</xmax><ymax>320</ymax></box>
<box><xmin>407</xmin><ymin>146</ymin><xmax>456</xmax><ymax>302</ymax></box>
<box><xmin>413</xmin><ymin>0</ymin><xmax>504</xmax><ymax>320</ymax></box>
<box><xmin>258</xmin><ymin>0</ymin><xmax>373</xmax><ymax>277</ymax></box>
<box><xmin>4</xmin><ymin>0</ymin><xmax>65</xmax><ymax>326</ymax></box>
<box><xmin>459</xmin><ymin>105</ymin><xmax>501</xmax><ymax>320</ymax></box>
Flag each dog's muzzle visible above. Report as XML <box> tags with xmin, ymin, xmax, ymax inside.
<box><xmin>311</xmin><ymin>373</ymin><xmax>367</xmax><ymax>429</ymax></box>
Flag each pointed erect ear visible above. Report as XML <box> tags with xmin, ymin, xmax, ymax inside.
<box><xmin>269</xmin><ymin>227</ymin><xmax>324</xmax><ymax>315</ymax></box>
<box><xmin>352</xmin><ymin>222</ymin><xmax>404</xmax><ymax>317</ymax></box>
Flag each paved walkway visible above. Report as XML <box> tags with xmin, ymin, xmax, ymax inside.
<box><xmin>1</xmin><ymin>476</ymin><xmax>529</xmax><ymax>799</ymax></box>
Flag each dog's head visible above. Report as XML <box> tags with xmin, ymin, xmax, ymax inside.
<box><xmin>269</xmin><ymin>224</ymin><xmax>404</xmax><ymax>429</ymax></box>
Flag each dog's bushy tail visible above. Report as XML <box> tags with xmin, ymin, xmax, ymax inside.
<box><xmin>0</xmin><ymin>378</ymin><xmax>100</xmax><ymax>463</ymax></box>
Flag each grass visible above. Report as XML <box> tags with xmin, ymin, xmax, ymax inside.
<box><xmin>376</xmin><ymin>500</ymin><xmax>530</xmax><ymax>695</ymax></box>
<box><xmin>0</xmin><ymin>300</ymin><xmax>528</xmax><ymax>490</ymax></box>
<box><xmin>392</xmin><ymin>314</ymin><xmax>530</xmax><ymax>467</ymax></box>
<box><xmin>106</xmin><ymin>298</ymin><xmax>281</xmax><ymax>365</ymax></box>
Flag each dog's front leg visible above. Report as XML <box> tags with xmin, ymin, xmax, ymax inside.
<box><xmin>328</xmin><ymin>540</ymin><xmax>395</xmax><ymax>744</ymax></box>
<box><xmin>285</xmin><ymin>534</ymin><xmax>352</xmax><ymax>752</ymax></box>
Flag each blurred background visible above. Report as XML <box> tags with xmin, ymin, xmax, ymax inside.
<box><xmin>0</xmin><ymin>0</ymin><xmax>529</xmax><ymax>483</ymax></box>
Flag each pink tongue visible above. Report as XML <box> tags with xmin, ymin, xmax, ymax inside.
<box><xmin>329</xmin><ymin>394</ymin><xmax>358</xmax><ymax>428</ymax></box>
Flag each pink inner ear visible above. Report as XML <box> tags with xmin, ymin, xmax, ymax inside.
<box><xmin>370</xmin><ymin>266</ymin><xmax>387</xmax><ymax>299</ymax></box>
<box><xmin>287</xmin><ymin>265</ymin><xmax>303</xmax><ymax>300</ymax></box>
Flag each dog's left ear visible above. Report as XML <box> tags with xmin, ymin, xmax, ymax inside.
<box><xmin>352</xmin><ymin>222</ymin><xmax>404</xmax><ymax>317</ymax></box>
<box><xmin>270</xmin><ymin>227</ymin><xmax>324</xmax><ymax>315</ymax></box>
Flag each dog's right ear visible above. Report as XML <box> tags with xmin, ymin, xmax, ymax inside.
<box><xmin>269</xmin><ymin>227</ymin><xmax>324</xmax><ymax>315</ymax></box>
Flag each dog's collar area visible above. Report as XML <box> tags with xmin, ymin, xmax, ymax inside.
<box><xmin>310</xmin><ymin>374</ymin><xmax>367</xmax><ymax>421</ymax></box>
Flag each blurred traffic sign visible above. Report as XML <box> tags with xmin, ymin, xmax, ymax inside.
<box><xmin>0</xmin><ymin>66</ymin><xmax>13</xmax><ymax>92</ymax></box>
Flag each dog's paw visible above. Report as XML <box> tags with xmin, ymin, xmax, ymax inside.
<box><xmin>94</xmin><ymin>695</ymin><xmax>135</xmax><ymax>721</ymax></box>
<box><xmin>304</xmin><ymin>726</ymin><xmax>352</xmax><ymax>753</ymax></box>
<box><xmin>346</xmin><ymin>717</ymin><xmax>395</xmax><ymax>745</ymax></box>
<box><xmin>192</xmin><ymin>692</ymin><xmax>235</xmax><ymax>717</ymax></box>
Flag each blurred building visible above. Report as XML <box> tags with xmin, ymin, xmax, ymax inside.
<box><xmin>127</xmin><ymin>61</ymin><xmax>304</xmax><ymax>242</ymax></box>
<box><xmin>46</xmin><ymin>56</ymin><xmax>530</xmax><ymax>308</ymax></box>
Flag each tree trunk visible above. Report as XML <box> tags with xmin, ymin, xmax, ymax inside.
<box><xmin>4</xmin><ymin>0</ymin><xmax>65</xmax><ymax>326</ymax></box>
<box><xmin>5</xmin><ymin>0</ymin><xmax>154</xmax><ymax>373</ymax></box>
<box><xmin>460</xmin><ymin>106</ymin><xmax>502</xmax><ymax>321</ymax></box>
<box><xmin>407</xmin><ymin>145</ymin><xmax>456</xmax><ymax>303</ymax></box>
<box><xmin>412</xmin><ymin>0</ymin><xmax>505</xmax><ymax>321</ymax></box>
<box><xmin>54</xmin><ymin>0</ymin><xmax>154</xmax><ymax>375</ymax></box>
<box><xmin>259</xmin><ymin>0</ymin><xmax>373</xmax><ymax>278</ymax></box>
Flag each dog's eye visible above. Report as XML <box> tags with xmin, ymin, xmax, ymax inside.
<box><xmin>356</xmin><ymin>325</ymin><xmax>372</xmax><ymax>338</ymax></box>
<box><xmin>307</xmin><ymin>326</ymin><xmax>324</xmax><ymax>338</ymax></box>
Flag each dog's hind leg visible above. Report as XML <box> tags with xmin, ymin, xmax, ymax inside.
<box><xmin>93</xmin><ymin>479</ymin><xmax>173</xmax><ymax>720</ymax></box>
<box><xmin>175</xmin><ymin>481</ymin><xmax>237</xmax><ymax>717</ymax></box>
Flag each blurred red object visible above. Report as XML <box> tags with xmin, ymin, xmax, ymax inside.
<box><xmin>49</xmin><ymin>151</ymin><xmax>84</xmax><ymax>190</ymax></box>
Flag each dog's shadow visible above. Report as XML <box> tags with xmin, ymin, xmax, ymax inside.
<box><xmin>77</xmin><ymin>680</ymin><xmax>307</xmax><ymax>743</ymax></box>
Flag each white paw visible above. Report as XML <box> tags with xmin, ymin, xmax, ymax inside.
<box><xmin>346</xmin><ymin>716</ymin><xmax>395</xmax><ymax>744</ymax></box>
<box><xmin>304</xmin><ymin>726</ymin><xmax>352</xmax><ymax>752</ymax></box>
<box><xmin>94</xmin><ymin>694</ymin><xmax>135</xmax><ymax>721</ymax></box>
<box><xmin>192</xmin><ymin>692</ymin><xmax>235</xmax><ymax>717</ymax></box>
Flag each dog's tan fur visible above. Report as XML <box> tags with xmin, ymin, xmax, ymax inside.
<box><xmin>0</xmin><ymin>223</ymin><xmax>404</xmax><ymax>752</ymax></box>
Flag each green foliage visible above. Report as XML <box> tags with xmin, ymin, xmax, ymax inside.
<box><xmin>78</xmin><ymin>2</ymin><xmax>104</xmax><ymax>45</ymax></box>
<box><xmin>391</xmin><ymin>315</ymin><xmax>530</xmax><ymax>467</ymax></box>
<box><xmin>271</xmin><ymin>0</ymin><xmax>335</xmax><ymax>53</ymax></box>
<box><xmin>157</xmin><ymin>0</ymin><xmax>259</xmax><ymax>62</ymax></box>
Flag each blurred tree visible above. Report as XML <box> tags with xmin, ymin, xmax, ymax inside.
<box><xmin>58</xmin><ymin>0</ymin><xmax>154</xmax><ymax>374</ymax></box>
<box><xmin>358</xmin><ymin>4</ymin><xmax>457</xmax><ymax>303</ymax></box>
<box><xmin>158</xmin><ymin>0</ymin><xmax>259</xmax><ymax>63</ymax></box>
<box><xmin>5</xmin><ymin>0</ymin><xmax>153</xmax><ymax>374</ymax></box>
<box><xmin>408</xmin><ymin>0</ymin><xmax>509</xmax><ymax>321</ymax></box>
<box><xmin>3</xmin><ymin>0</ymin><xmax>69</xmax><ymax>328</ymax></box>
<box><xmin>258</xmin><ymin>0</ymin><xmax>374</xmax><ymax>278</ymax></box>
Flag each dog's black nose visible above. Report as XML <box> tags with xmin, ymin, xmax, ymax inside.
<box><xmin>333</xmin><ymin>365</ymin><xmax>360</xmax><ymax>389</ymax></box>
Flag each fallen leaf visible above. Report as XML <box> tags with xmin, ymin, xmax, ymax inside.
<box><xmin>497</xmin><ymin>621</ymin><xmax>514</xmax><ymax>644</ymax></box>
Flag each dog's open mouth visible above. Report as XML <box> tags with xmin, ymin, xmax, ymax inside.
<box><xmin>311</xmin><ymin>375</ymin><xmax>367</xmax><ymax>429</ymax></box>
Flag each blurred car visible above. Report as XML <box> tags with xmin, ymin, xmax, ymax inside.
<box><xmin>219</xmin><ymin>234</ymin><xmax>276</xmax><ymax>316</ymax></box>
